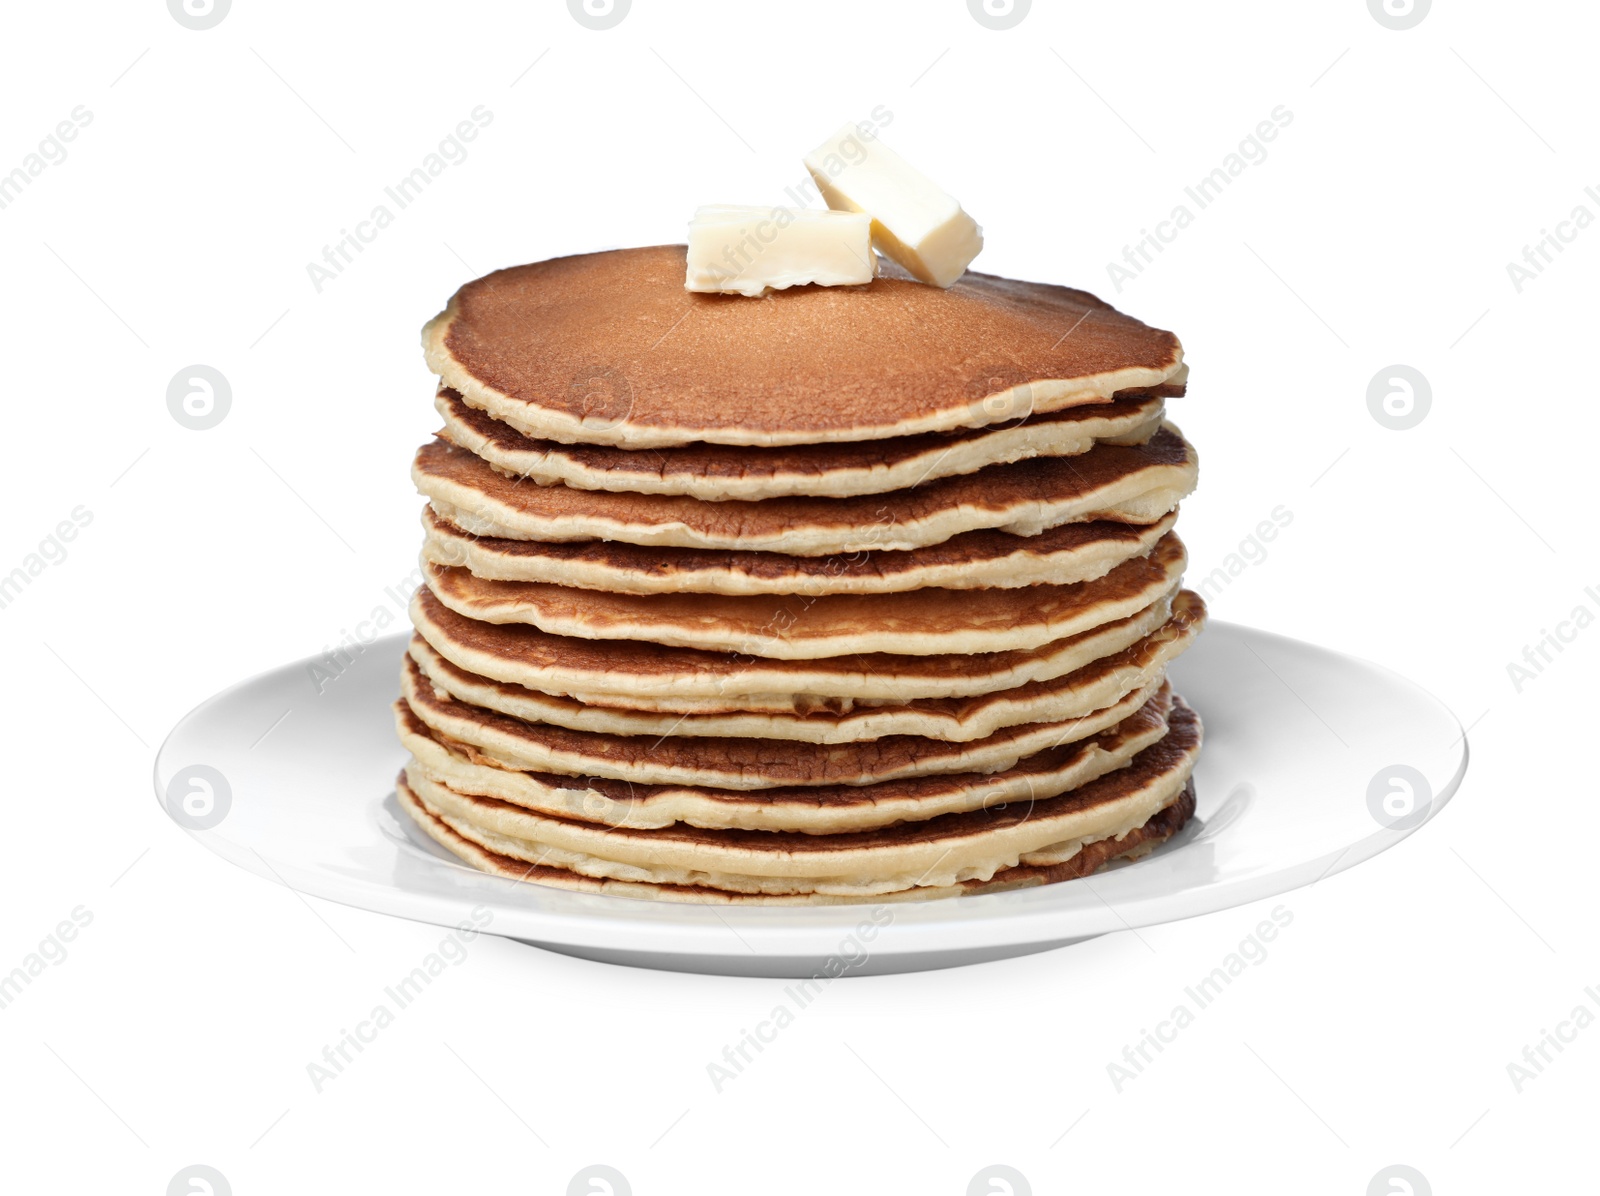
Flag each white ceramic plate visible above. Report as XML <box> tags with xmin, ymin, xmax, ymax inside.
<box><xmin>154</xmin><ymin>624</ymin><xmax>1466</xmax><ymax>976</ymax></box>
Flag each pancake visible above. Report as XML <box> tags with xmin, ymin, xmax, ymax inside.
<box><xmin>434</xmin><ymin>387</ymin><xmax>1168</xmax><ymax>500</ymax></box>
<box><xmin>411</xmin><ymin>582</ymin><xmax>1190</xmax><ymax>711</ymax></box>
<box><xmin>399</xmin><ymin>772</ymin><xmax>1195</xmax><ymax>903</ymax></box>
<box><xmin>421</xmin><ymin>245</ymin><xmax>1186</xmax><ymax>450</ymax></box>
<box><xmin>407</xmin><ymin>589</ymin><xmax>1203</xmax><ymax>743</ymax></box>
<box><xmin>396</xmin><ymin>697</ymin><xmax>1201</xmax><ymax>899</ymax></box>
<box><xmin>396</xmin><ymin>684</ymin><xmax>1174</xmax><ymax>832</ymax></box>
<box><xmin>413</xmin><ymin>424</ymin><xmax>1197</xmax><ymax>555</ymax></box>
<box><xmin>400</xmin><ymin>650</ymin><xmax>1172</xmax><ymax>790</ymax></box>
<box><xmin>421</xmin><ymin>505</ymin><xmax>1179</xmax><ymax>597</ymax></box>
<box><xmin>399</xmin><ymin>246</ymin><xmax>1207</xmax><ymax>905</ymax></box>
<box><xmin>421</xmin><ymin>532</ymin><xmax>1185</xmax><ymax>660</ymax></box>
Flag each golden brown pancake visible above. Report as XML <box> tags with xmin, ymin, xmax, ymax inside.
<box><xmin>420</xmin><ymin>533</ymin><xmax>1186</xmax><ymax>659</ymax></box>
<box><xmin>413</xmin><ymin>424</ymin><xmax>1197</xmax><ymax>555</ymax></box>
<box><xmin>395</xmin><ymin>684</ymin><xmax>1174</xmax><ymax>832</ymax></box>
<box><xmin>406</xmin><ymin>589</ymin><xmax>1204</xmax><ymax>743</ymax></box>
<box><xmin>409</xmin><ymin>582</ymin><xmax>1190</xmax><ymax>711</ymax></box>
<box><xmin>399</xmin><ymin>772</ymin><xmax>1194</xmax><ymax>903</ymax></box>
<box><xmin>434</xmin><ymin>387</ymin><xmax>1169</xmax><ymax>500</ymax></box>
<box><xmin>401</xmin><ymin>247</ymin><xmax>1206</xmax><ymax>905</ymax></box>
<box><xmin>399</xmin><ymin>651</ymin><xmax>1175</xmax><ymax>790</ymax></box>
<box><xmin>420</xmin><ymin>505</ymin><xmax>1179</xmax><ymax>596</ymax></box>
<box><xmin>422</xmin><ymin>245</ymin><xmax>1187</xmax><ymax>449</ymax></box>
<box><xmin>395</xmin><ymin>699</ymin><xmax>1201</xmax><ymax>901</ymax></box>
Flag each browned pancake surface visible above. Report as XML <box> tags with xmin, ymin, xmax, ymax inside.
<box><xmin>395</xmin><ymin>684</ymin><xmax>1172</xmax><ymax>815</ymax></box>
<box><xmin>428</xmin><ymin>245</ymin><xmax>1184</xmax><ymax>446</ymax></box>
<box><xmin>422</xmin><ymin>505</ymin><xmax>1177</xmax><ymax>593</ymax></box>
<box><xmin>436</xmin><ymin>388</ymin><xmax>1170</xmax><ymax>488</ymax></box>
<box><xmin>407</xmin><ymin>590</ymin><xmax>1201</xmax><ymax>743</ymax></box>
<box><xmin>413</xmin><ymin>426</ymin><xmax>1194</xmax><ymax>543</ymax></box>
<box><xmin>401</xmin><ymin>652</ymin><xmax>1166</xmax><ymax>788</ymax></box>
<box><xmin>410</xmin><ymin>581</ymin><xmax>1182</xmax><ymax>703</ymax></box>
<box><xmin>978</xmin><ymin>778</ymin><xmax>1194</xmax><ymax>891</ymax></box>
<box><xmin>395</xmin><ymin>751</ymin><xmax>1198</xmax><ymax>901</ymax></box>
<box><xmin>427</xmin><ymin>698</ymin><xmax>1198</xmax><ymax>854</ymax></box>
<box><xmin>420</xmin><ymin>533</ymin><xmax>1184</xmax><ymax>656</ymax></box>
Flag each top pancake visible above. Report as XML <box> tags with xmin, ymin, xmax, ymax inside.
<box><xmin>422</xmin><ymin>245</ymin><xmax>1187</xmax><ymax>449</ymax></box>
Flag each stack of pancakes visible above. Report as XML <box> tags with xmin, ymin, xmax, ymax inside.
<box><xmin>395</xmin><ymin>245</ymin><xmax>1205</xmax><ymax>904</ymax></box>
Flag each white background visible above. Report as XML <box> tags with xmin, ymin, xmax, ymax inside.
<box><xmin>2</xmin><ymin>1</ymin><xmax>1594</xmax><ymax>1192</ymax></box>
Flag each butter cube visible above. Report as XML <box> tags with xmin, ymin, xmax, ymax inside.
<box><xmin>803</xmin><ymin>125</ymin><xmax>982</xmax><ymax>288</ymax></box>
<box><xmin>685</xmin><ymin>205</ymin><xmax>875</xmax><ymax>297</ymax></box>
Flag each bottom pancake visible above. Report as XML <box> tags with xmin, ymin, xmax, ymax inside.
<box><xmin>398</xmin><ymin>776</ymin><xmax>1195</xmax><ymax>905</ymax></box>
<box><xmin>395</xmin><ymin>697</ymin><xmax>1201</xmax><ymax>902</ymax></box>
